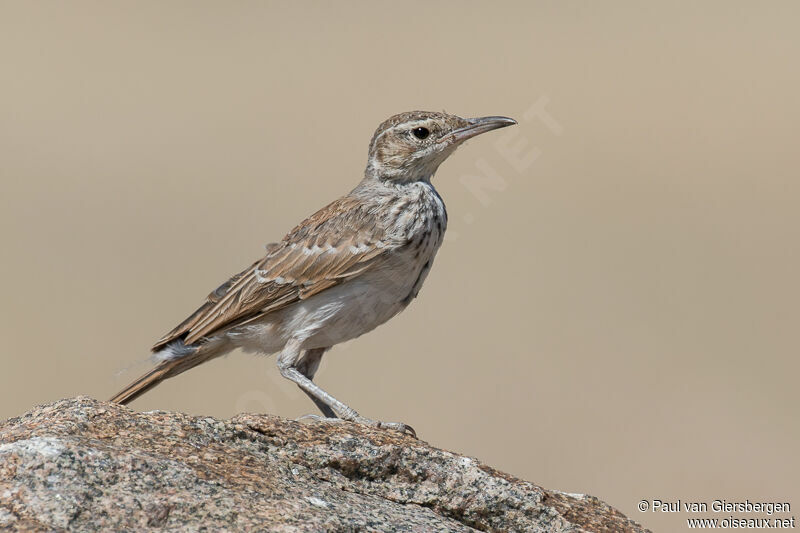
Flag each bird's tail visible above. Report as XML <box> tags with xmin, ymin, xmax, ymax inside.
<box><xmin>109</xmin><ymin>361</ymin><xmax>176</xmax><ymax>405</ymax></box>
<box><xmin>110</xmin><ymin>344</ymin><xmax>219</xmax><ymax>405</ymax></box>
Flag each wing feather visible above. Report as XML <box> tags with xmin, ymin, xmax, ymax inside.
<box><xmin>152</xmin><ymin>195</ymin><xmax>395</xmax><ymax>351</ymax></box>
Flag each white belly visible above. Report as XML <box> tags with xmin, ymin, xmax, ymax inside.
<box><xmin>229</xmin><ymin>239</ymin><xmax>441</xmax><ymax>355</ymax></box>
<box><xmin>292</xmin><ymin>270</ymin><xmax>417</xmax><ymax>349</ymax></box>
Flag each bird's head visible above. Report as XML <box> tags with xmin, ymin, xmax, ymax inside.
<box><xmin>366</xmin><ymin>111</ymin><xmax>516</xmax><ymax>183</ymax></box>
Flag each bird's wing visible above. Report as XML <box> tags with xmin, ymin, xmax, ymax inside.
<box><xmin>152</xmin><ymin>195</ymin><xmax>394</xmax><ymax>351</ymax></box>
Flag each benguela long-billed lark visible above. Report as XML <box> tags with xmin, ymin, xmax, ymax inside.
<box><xmin>111</xmin><ymin>111</ymin><xmax>517</xmax><ymax>435</ymax></box>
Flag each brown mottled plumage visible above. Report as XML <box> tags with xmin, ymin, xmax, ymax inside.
<box><xmin>111</xmin><ymin>111</ymin><xmax>516</xmax><ymax>435</ymax></box>
<box><xmin>153</xmin><ymin>196</ymin><xmax>387</xmax><ymax>350</ymax></box>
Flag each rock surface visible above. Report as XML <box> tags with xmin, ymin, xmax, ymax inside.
<box><xmin>0</xmin><ymin>397</ymin><xmax>649</xmax><ymax>532</ymax></box>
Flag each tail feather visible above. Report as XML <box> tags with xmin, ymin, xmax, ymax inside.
<box><xmin>110</xmin><ymin>348</ymin><xmax>220</xmax><ymax>405</ymax></box>
<box><xmin>109</xmin><ymin>362</ymin><xmax>175</xmax><ymax>405</ymax></box>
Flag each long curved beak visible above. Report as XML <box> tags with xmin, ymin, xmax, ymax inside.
<box><xmin>440</xmin><ymin>115</ymin><xmax>517</xmax><ymax>144</ymax></box>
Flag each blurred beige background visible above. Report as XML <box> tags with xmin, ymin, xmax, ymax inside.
<box><xmin>2</xmin><ymin>2</ymin><xmax>798</xmax><ymax>531</ymax></box>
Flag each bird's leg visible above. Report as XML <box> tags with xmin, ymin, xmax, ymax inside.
<box><xmin>277</xmin><ymin>342</ymin><xmax>416</xmax><ymax>437</ymax></box>
<box><xmin>295</xmin><ymin>347</ymin><xmax>336</xmax><ymax>419</ymax></box>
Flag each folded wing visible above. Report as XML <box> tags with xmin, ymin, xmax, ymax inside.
<box><xmin>152</xmin><ymin>195</ymin><xmax>392</xmax><ymax>351</ymax></box>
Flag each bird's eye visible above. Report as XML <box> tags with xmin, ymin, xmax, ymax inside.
<box><xmin>412</xmin><ymin>127</ymin><xmax>430</xmax><ymax>140</ymax></box>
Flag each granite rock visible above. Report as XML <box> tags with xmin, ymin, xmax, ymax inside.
<box><xmin>0</xmin><ymin>397</ymin><xmax>649</xmax><ymax>532</ymax></box>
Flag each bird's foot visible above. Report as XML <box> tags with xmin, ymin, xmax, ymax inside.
<box><xmin>296</xmin><ymin>414</ymin><xmax>416</xmax><ymax>438</ymax></box>
<box><xmin>355</xmin><ymin>416</ymin><xmax>417</xmax><ymax>438</ymax></box>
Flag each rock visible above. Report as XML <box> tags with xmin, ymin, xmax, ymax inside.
<box><xmin>0</xmin><ymin>397</ymin><xmax>649</xmax><ymax>532</ymax></box>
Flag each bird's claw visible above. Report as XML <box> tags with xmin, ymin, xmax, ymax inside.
<box><xmin>374</xmin><ymin>420</ymin><xmax>417</xmax><ymax>438</ymax></box>
<box><xmin>297</xmin><ymin>414</ymin><xmax>416</xmax><ymax>438</ymax></box>
<box><xmin>352</xmin><ymin>415</ymin><xmax>416</xmax><ymax>438</ymax></box>
<box><xmin>295</xmin><ymin>413</ymin><xmax>326</xmax><ymax>422</ymax></box>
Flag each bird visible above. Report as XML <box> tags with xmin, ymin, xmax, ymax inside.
<box><xmin>110</xmin><ymin>110</ymin><xmax>517</xmax><ymax>435</ymax></box>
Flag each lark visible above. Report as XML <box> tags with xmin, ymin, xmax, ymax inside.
<box><xmin>111</xmin><ymin>111</ymin><xmax>516</xmax><ymax>435</ymax></box>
